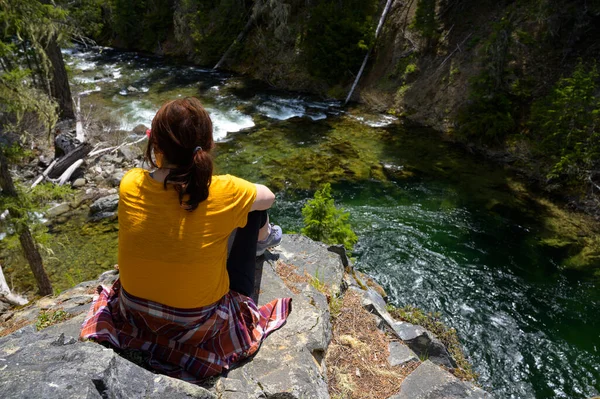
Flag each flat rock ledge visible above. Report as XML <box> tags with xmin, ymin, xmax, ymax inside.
<box><xmin>0</xmin><ymin>234</ymin><xmax>492</xmax><ymax>399</ymax></box>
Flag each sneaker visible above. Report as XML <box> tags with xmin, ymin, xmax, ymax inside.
<box><xmin>256</xmin><ymin>224</ymin><xmax>282</xmax><ymax>256</ymax></box>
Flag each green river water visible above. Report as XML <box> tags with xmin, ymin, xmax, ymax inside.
<box><xmin>3</xmin><ymin>47</ymin><xmax>600</xmax><ymax>399</ymax></box>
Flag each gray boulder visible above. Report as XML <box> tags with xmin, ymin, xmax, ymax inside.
<box><xmin>72</xmin><ymin>178</ymin><xmax>86</xmax><ymax>188</ymax></box>
<box><xmin>214</xmin><ymin>235</ymin><xmax>341</xmax><ymax>399</ymax></box>
<box><xmin>389</xmin><ymin>360</ymin><xmax>490</xmax><ymax>399</ymax></box>
<box><xmin>0</xmin><ymin>270</ymin><xmax>119</xmax><ymax>334</ymax></box>
<box><xmin>46</xmin><ymin>203</ymin><xmax>71</xmax><ymax>218</ymax></box>
<box><xmin>0</xmin><ymin>327</ymin><xmax>215</xmax><ymax>399</ymax></box>
<box><xmin>110</xmin><ymin>170</ymin><xmax>126</xmax><ymax>187</ymax></box>
<box><xmin>359</xmin><ymin>286</ymin><xmax>456</xmax><ymax>369</ymax></box>
<box><xmin>271</xmin><ymin>234</ymin><xmax>345</xmax><ymax>295</ymax></box>
<box><xmin>89</xmin><ymin>194</ymin><xmax>119</xmax><ymax>215</ymax></box>
<box><xmin>132</xmin><ymin>124</ymin><xmax>149</xmax><ymax>135</ymax></box>
<box><xmin>389</xmin><ymin>341</ymin><xmax>419</xmax><ymax>366</ymax></box>
<box><xmin>118</xmin><ymin>145</ymin><xmax>143</xmax><ymax>162</ymax></box>
<box><xmin>390</xmin><ymin>320</ymin><xmax>456</xmax><ymax>368</ymax></box>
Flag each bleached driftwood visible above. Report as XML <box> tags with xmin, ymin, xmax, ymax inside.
<box><xmin>57</xmin><ymin>159</ymin><xmax>84</xmax><ymax>186</ymax></box>
<box><xmin>0</xmin><ymin>265</ymin><xmax>28</xmax><ymax>307</ymax></box>
<box><xmin>88</xmin><ymin>135</ymin><xmax>147</xmax><ymax>158</ymax></box>
<box><xmin>75</xmin><ymin>97</ymin><xmax>85</xmax><ymax>143</ymax></box>
<box><xmin>30</xmin><ymin>159</ymin><xmax>58</xmax><ymax>189</ymax></box>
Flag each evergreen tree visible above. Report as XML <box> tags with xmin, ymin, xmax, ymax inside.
<box><xmin>1</xmin><ymin>0</ymin><xmax>74</xmax><ymax>119</ymax></box>
<box><xmin>301</xmin><ymin>184</ymin><xmax>358</xmax><ymax>251</ymax></box>
<box><xmin>0</xmin><ymin>0</ymin><xmax>75</xmax><ymax>295</ymax></box>
<box><xmin>530</xmin><ymin>62</ymin><xmax>600</xmax><ymax>183</ymax></box>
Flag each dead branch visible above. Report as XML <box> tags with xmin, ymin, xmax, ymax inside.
<box><xmin>0</xmin><ymin>265</ymin><xmax>29</xmax><ymax>306</ymax></box>
<box><xmin>75</xmin><ymin>96</ymin><xmax>85</xmax><ymax>143</ymax></box>
<box><xmin>437</xmin><ymin>33</ymin><xmax>473</xmax><ymax>72</ymax></box>
<box><xmin>57</xmin><ymin>159</ymin><xmax>84</xmax><ymax>186</ymax></box>
<box><xmin>87</xmin><ymin>135</ymin><xmax>147</xmax><ymax>158</ymax></box>
<box><xmin>345</xmin><ymin>0</ymin><xmax>395</xmax><ymax>105</ymax></box>
<box><xmin>30</xmin><ymin>158</ymin><xmax>58</xmax><ymax>189</ymax></box>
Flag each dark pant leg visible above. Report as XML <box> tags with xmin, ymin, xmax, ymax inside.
<box><xmin>227</xmin><ymin>210</ymin><xmax>268</xmax><ymax>297</ymax></box>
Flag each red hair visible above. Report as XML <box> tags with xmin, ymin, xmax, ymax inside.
<box><xmin>145</xmin><ymin>97</ymin><xmax>214</xmax><ymax>211</ymax></box>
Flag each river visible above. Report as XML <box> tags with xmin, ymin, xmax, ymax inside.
<box><xmin>13</xmin><ymin>46</ymin><xmax>600</xmax><ymax>398</ymax></box>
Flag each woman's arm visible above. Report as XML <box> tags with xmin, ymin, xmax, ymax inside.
<box><xmin>251</xmin><ymin>184</ymin><xmax>275</xmax><ymax>211</ymax></box>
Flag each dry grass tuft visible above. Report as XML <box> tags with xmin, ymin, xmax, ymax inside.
<box><xmin>0</xmin><ymin>318</ymin><xmax>33</xmax><ymax>338</ymax></box>
<box><xmin>326</xmin><ymin>290</ymin><xmax>419</xmax><ymax>399</ymax></box>
<box><xmin>273</xmin><ymin>260</ymin><xmax>311</xmax><ymax>294</ymax></box>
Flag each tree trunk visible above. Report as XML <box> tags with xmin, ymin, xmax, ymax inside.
<box><xmin>344</xmin><ymin>0</ymin><xmax>394</xmax><ymax>105</ymax></box>
<box><xmin>18</xmin><ymin>228</ymin><xmax>53</xmax><ymax>296</ymax></box>
<box><xmin>44</xmin><ymin>34</ymin><xmax>75</xmax><ymax>120</ymax></box>
<box><xmin>31</xmin><ymin>44</ymin><xmax>50</xmax><ymax>96</ymax></box>
<box><xmin>0</xmin><ymin>149</ymin><xmax>53</xmax><ymax>296</ymax></box>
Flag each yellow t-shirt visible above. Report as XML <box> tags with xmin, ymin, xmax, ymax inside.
<box><xmin>117</xmin><ymin>168</ymin><xmax>257</xmax><ymax>308</ymax></box>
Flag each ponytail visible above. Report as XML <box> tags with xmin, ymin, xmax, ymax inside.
<box><xmin>164</xmin><ymin>150</ymin><xmax>213</xmax><ymax>211</ymax></box>
<box><xmin>147</xmin><ymin>97</ymin><xmax>215</xmax><ymax>211</ymax></box>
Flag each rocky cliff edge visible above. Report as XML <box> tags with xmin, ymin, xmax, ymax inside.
<box><xmin>0</xmin><ymin>235</ymin><xmax>491</xmax><ymax>399</ymax></box>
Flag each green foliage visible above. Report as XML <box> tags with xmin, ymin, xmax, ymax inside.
<box><xmin>56</xmin><ymin>0</ymin><xmax>107</xmax><ymax>40</ymax></box>
<box><xmin>301</xmin><ymin>0</ymin><xmax>377</xmax><ymax>83</ymax></box>
<box><xmin>457</xmin><ymin>17</ymin><xmax>516</xmax><ymax>142</ymax></box>
<box><xmin>30</xmin><ymin>182</ymin><xmax>76</xmax><ymax>203</ymax></box>
<box><xmin>0</xmin><ymin>0</ymin><xmax>70</xmax><ymax>90</ymax></box>
<box><xmin>109</xmin><ymin>0</ymin><xmax>173</xmax><ymax>51</ymax></box>
<box><xmin>390</xmin><ymin>53</ymin><xmax>417</xmax><ymax>80</ymax></box>
<box><xmin>404</xmin><ymin>63</ymin><xmax>418</xmax><ymax>76</ymax></box>
<box><xmin>0</xmin><ymin>69</ymin><xmax>58</xmax><ymax>137</ymax></box>
<box><xmin>310</xmin><ymin>270</ymin><xmax>328</xmax><ymax>293</ymax></box>
<box><xmin>110</xmin><ymin>0</ymin><xmax>145</xmax><ymax>47</ymax></box>
<box><xmin>301</xmin><ymin>184</ymin><xmax>358</xmax><ymax>251</ymax></box>
<box><xmin>529</xmin><ymin>62</ymin><xmax>600</xmax><ymax>181</ymax></box>
<box><xmin>388</xmin><ymin>304</ymin><xmax>478</xmax><ymax>381</ymax></box>
<box><xmin>174</xmin><ymin>0</ymin><xmax>247</xmax><ymax>64</ymax></box>
<box><xmin>35</xmin><ymin>309</ymin><xmax>71</xmax><ymax>330</ymax></box>
<box><xmin>141</xmin><ymin>0</ymin><xmax>174</xmax><ymax>52</ymax></box>
<box><xmin>328</xmin><ymin>294</ymin><xmax>343</xmax><ymax>319</ymax></box>
<box><xmin>411</xmin><ymin>0</ymin><xmax>438</xmax><ymax>42</ymax></box>
<box><xmin>0</xmin><ymin>182</ymin><xmax>73</xmax><ymax>242</ymax></box>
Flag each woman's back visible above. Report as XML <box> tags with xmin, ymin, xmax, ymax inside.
<box><xmin>118</xmin><ymin>168</ymin><xmax>256</xmax><ymax>308</ymax></box>
<box><xmin>81</xmin><ymin>97</ymin><xmax>290</xmax><ymax>382</ymax></box>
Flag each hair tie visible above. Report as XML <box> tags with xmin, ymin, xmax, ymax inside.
<box><xmin>193</xmin><ymin>146</ymin><xmax>203</xmax><ymax>154</ymax></box>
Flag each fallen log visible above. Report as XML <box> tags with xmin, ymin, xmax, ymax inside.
<box><xmin>48</xmin><ymin>143</ymin><xmax>92</xmax><ymax>179</ymax></box>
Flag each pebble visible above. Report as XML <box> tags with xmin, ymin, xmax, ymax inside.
<box><xmin>72</xmin><ymin>178</ymin><xmax>86</xmax><ymax>188</ymax></box>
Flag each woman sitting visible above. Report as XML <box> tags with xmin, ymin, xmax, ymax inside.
<box><xmin>80</xmin><ymin>97</ymin><xmax>291</xmax><ymax>382</ymax></box>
